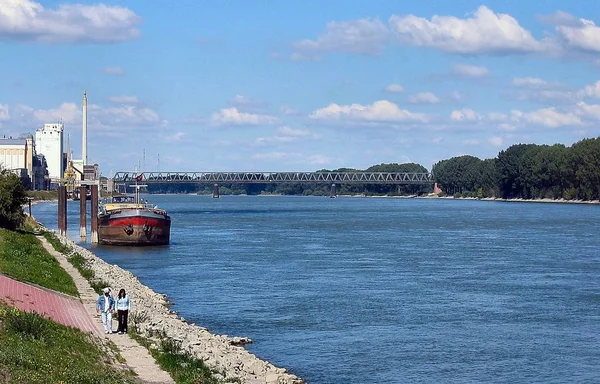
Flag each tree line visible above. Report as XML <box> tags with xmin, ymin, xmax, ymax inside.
<box><xmin>432</xmin><ymin>137</ymin><xmax>600</xmax><ymax>200</ymax></box>
<box><xmin>139</xmin><ymin>136</ymin><xmax>600</xmax><ymax>201</ymax></box>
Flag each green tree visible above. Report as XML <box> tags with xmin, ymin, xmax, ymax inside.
<box><xmin>0</xmin><ymin>169</ymin><xmax>27</xmax><ymax>230</ymax></box>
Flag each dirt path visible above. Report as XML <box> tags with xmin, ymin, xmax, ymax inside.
<box><xmin>38</xmin><ymin>236</ymin><xmax>175</xmax><ymax>384</ymax></box>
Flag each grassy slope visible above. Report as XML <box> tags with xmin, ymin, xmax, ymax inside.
<box><xmin>0</xmin><ymin>305</ymin><xmax>138</xmax><ymax>384</ymax></box>
<box><xmin>0</xmin><ymin>228</ymin><xmax>78</xmax><ymax>297</ymax></box>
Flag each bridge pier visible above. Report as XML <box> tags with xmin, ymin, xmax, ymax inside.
<box><xmin>79</xmin><ymin>185</ymin><xmax>87</xmax><ymax>238</ymax></box>
<box><xmin>213</xmin><ymin>183</ymin><xmax>220</xmax><ymax>198</ymax></box>
<box><xmin>330</xmin><ymin>183</ymin><xmax>337</xmax><ymax>198</ymax></box>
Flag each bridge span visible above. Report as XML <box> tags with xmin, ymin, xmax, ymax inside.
<box><xmin>112</xmin><ymin>171</ymin><xmax>434</xmax><ymax>185</ymax></box>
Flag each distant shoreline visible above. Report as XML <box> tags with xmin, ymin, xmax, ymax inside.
<box><xmin>30</xmin><ymin>193</ymin><xmax>600</xmax><ymax>205</ymax></box>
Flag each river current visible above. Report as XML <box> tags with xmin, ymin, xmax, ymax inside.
<box><xmin>33</xmin><ymin>195</ymin><xmax>600</xmax><ymax>383</ymax></box>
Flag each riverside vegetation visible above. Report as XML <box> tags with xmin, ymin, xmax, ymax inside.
<box><xmin>0</xmin><ymin>169</ymin><xmax>227</xmax><ymax>383</ymax></box>
<box><xmin>0</xmin><ymin>218</ymin><xmax>139</xmax><ymax>383</ymax></box>
<box><xmin>142</xmin><ymin>137</ymin><xmax>600</xmax><ymax>202</ymax></box>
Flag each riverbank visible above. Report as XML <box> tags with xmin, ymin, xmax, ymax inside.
<box><xmin>46</xmin><ymin>229</ymin><xmax>303</xmax><ymax>384</ymax></box>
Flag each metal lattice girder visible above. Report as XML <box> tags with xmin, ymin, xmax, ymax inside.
<box><xmin>112</xmin><ymin>171</ymin><xmax>434</xmax><ymax>185</ymax></box>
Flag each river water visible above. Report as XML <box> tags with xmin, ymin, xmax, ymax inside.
<box><xmin>33</xmin><ymin>196</ymin><xmax>600</xmax><ymax>383</ymax></box>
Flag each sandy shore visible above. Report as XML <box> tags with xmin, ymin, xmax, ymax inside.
<box><xmin>38</xmin><ymin>224</ymin><xmax>304</xmax><ymax>384</ymax></box>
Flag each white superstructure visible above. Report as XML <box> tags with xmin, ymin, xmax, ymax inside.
<box><xmin>35</xmin><ymin>123</ymin><xmax>64</xmax><ymax>181</ymax></box>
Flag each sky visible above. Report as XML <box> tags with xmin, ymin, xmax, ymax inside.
<box><xmin>1</xmin><ymin>0</ymin><xmax>600</xmax><ymax>175</ymax></box>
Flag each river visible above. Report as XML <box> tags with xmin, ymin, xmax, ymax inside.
<box><xmin>32</xmin><ymin>195</ymin><xmax>600</xmax><ymax>383</ymax></box>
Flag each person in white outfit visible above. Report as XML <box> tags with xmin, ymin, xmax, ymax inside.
<box><xmin>95</xmin><ymin>287</ymin><xmax>115</xmax><ymax>334</ymax></box>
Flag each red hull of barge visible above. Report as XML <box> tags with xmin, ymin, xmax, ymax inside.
<box><xmin>98</xmin><ymin>211</ymin><xmax>171</xmax><ymax>246</ymax></box>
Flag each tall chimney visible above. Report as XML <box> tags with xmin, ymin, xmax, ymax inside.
<box><xmin>82</xmin><ymin>90</ymin><xmax>88</xmax><ymax>165</ymax></box>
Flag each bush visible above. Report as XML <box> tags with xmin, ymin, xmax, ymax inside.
<box><xmin>1</xmin><ymin>306</ymin><xmax>48</xmax><ymax>341</ymax></box>
<box><xmin>0</xmin><ymin>169</ymin><xmax>27</xmax><ymax>230</ymax></box>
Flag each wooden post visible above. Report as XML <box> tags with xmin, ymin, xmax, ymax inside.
<box><xmin>79</xmin><ymin>185</ymin><xmax>87</xmax><ymax>238</ymax></box>
<box><xmin>58</xmin><ymin>186</ymin><xmax>67</xmax><ymax>237</ymax></box>
<box><xmin>57</xmin><ymin>188</ymin><xmax>62</xmax><ymax>234</ymax></box>
<box><xmin>90</xmin><ymin>184</ymin><xmax>99</xmax><ymax>244</ymax></box>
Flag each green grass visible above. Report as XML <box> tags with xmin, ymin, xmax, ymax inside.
<box><xmin>0</xmin><ymin>229</ymin><xmax>78</xmax><ymax>297</ymax></box>
<box><xmin>42</xmin><ymin>231</ymin><xmax>111</xmax><ymax>296</ymax></box>
<box><xmin>41</xmin><ymin>231</ymin><xmax>72</xmax><ymax>254</ymax></box>
<box><xmin>25</xmin><ymin>190</ymin><xmax>58</xmax><ymax>201</ymax></box>
<box><xmin>129</xmin><ymin>330</ymin><xmax>232</xmax><ymax>384</ymax></box>
<box><xmin>0</xmin><ymin>304</ymin><xmax>139</xmax><ymax>384</ymax></box>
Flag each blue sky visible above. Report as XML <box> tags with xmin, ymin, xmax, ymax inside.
<box><xmin>1</xmin><ymin>1</ymin><xmax>600</xmax><ymax>174</ymax></box>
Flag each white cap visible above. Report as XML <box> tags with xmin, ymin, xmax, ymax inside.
<box><xmin>103</xmin><ymin>288</ymin><xmax>110</xmax><ymax>293</ymax></box>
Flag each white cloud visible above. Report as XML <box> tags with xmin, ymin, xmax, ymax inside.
<box><xmin>452</xmin><ymin>64</ymin><xmax>490</xmax><ymax>78</ymax></box>
<box><xmin>389</xmin><ymin>6</ymin><xmax>543</xmax><ymax>55</ymax></box>
<box><xmin>13</xmin><ymin>101</ymin><xmax>163</xmax><ymax>132</ymax></box>
<box><xmin>102</xmin><ymin>67</ymin><xmax>125</xmax><ymax>76</ymax></box>
<box><xmin>293</xmin><ymin>18</ymin><xmax>390</xmax><ymax>56</ymax></box>
<box><xmin>578</xmin><ymin>81</ymin><xmax>600</xmax><ymax>98</ymax></box>
<box><xmin>256</xmin><ymin>126</ymin><xmax>319</xmax><ymax>144</ymax></box>
<box><xmin>575</xmin><ymin>101</ymin><xmax>600</xmax><ymax>120</ymax></box>
<box><xmin>0</xmin><ymin>105</ymin><xmax>9</xmax><ymax>121</ymax></box>
<box><xmin>108</xmin><ymin>95</ymin><xmax>139</xmax><ymax>104</ymax></box>
<box><xmin>554</xmin><ymin>17</ymin><xmax>600</xmax><ymax>54</ymax></box>
<box><xmin>230</xmin><ymin>95</ymin><xmax>266</xmax><ymax>108</ymax></box>
<box><xmin>408</xmin><ymin>92</ymin><xmax>440</xmax><ymax>104</ymax></box>
<box><xmin>309</xmin><ymin>100</ymin><xmax>428</xmax><ymax>123</ymax></box>
<box><xmin>450</xmin><ymin>108</ymin><xmax>483</xmax><ymax>122</ymax></box>
<box><xmin>385</xmin><ymin>84</ymin><xmax>404</xmax><ymax>93</ymax></box>
<box><xmin>463</xmin><ymin>139</ymin><xmax>480</xmax><ymax>145</ymax></box>
<box><xmin>489</xmin><ymin>136</ymin><xmax>504</xmax><ymax>146</ymax></box>
<box><xmin>511</xmin><ymin>107</ymin><xmax>584</xmax><ymax>127</ymax></box>
<box><xmin>0</xmin><ymin>0</ymin><xmax>141</xmax><ymax>43</ymax></box>
<box><xmin>280</xmin><ymin>106</ymin><xmax>301</xmax><ymax>115</ymax></box>
<box><xmin>211</xmin><ymin>107</ymin><xmax>279</xmax><ymax>126</ymax></box>
<box><xmin>511</xmin><ymin>77</ymin><xmax>575</xmax><ymax>102</ymax></box>
<box><xmin>512</xmin><ymin>77</ymin><xmax>551</xmax><ymax>88</ymax></box>
<box><xmin>88</xmin><ymin>104</ymin><xmax>163</xmax><ymax>127</ymax></box>
<box><xmin>33</xmin><ymin>102</ymin><xmax>79</xmax><ymax>123</ymax></box>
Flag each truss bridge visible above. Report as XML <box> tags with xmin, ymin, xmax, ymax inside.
<box><xmin>112</xmin><ymin>171</ymin><xmax>433</xmax><ymax>185</ymax></box>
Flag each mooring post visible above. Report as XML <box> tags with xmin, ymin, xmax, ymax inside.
<box><xmin>79</xmin><ymin>185</ymin><xmax>87</xmax><ymax>238</ymax></box>
<box><xmin>330</xmin><ymin>183</ymin><xmax>337</xmax><ymax>198</ymax></box>
<box><xmin>90</xmin><ymin>184</ymin><xmax>98</xmax><ymax>244</ymax></box>
<box><xmin>213</xmin><ymin>183</ymin><xmax>220</xmax><ymax>198</ymax></box>
<box><xmin>58</xmin><ymin>185</ymin><xmax>67</xmax><ymax>237</ymax></box>
<box><xmin>57</xmin><ymin>188</ymin><xmax>62</xmax><ymax>233</ymax></box>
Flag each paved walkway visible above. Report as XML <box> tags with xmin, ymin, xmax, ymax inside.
<box><xmin>35</xmin><ymin>236</ymin><xmax>175</xmax><ymax>384</ymax></box>
<box><xmin>0</xmin><ymin>274</ymin><xmax>100</xmax><ymax>335</ymax></box>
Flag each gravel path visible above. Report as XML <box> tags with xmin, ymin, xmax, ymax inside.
<box><xmin>38</xmin><ymin>236</ymin><xmax>175</xmax><ymax>384</ymax></box>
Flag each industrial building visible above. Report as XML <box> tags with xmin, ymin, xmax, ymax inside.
<box><xmin>0</xmin><ymin>135</ymin><xmax>49</xmax><ymax>189</ymax></box>
<box><xmin>35</xmin><ymin>123</ymin><xmax>64</xmax><ymax>183</ymax></box>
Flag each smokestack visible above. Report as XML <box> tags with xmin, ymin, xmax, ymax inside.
<box><xmin>82</xmin><ymin>90</ymin><xmax>88</xmax><ymax>166</ymax></box>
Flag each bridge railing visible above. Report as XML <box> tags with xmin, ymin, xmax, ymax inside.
<box><xmin>112</xmin><ymin>171</ymin><xmax>434</xmax><ymax>185</ymax></box>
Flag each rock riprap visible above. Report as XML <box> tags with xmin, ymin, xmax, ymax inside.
<box><xmin>56</xmin><ymin>234</ymin><xmax>304</xmax><ymax>384</ymax></box>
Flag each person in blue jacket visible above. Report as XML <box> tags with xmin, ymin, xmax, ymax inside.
<box><xmin>96</xmin><ymin>287</ymin><xmax>115</xmax><ymax>334</ymax></box>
